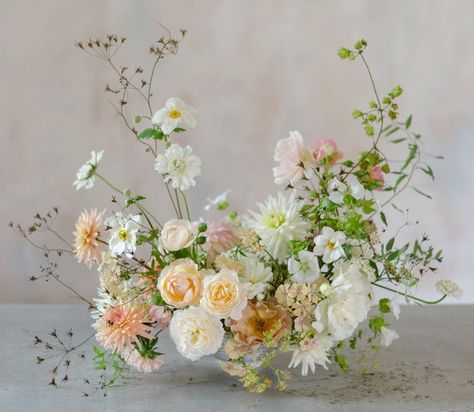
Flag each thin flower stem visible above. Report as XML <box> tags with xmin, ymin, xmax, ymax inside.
<box><xmin>174</xmin><ymin>189</ymin><xmax>183</xmax><ymax>219</ymax></box>
<box><xmin>180</xmin><ymin>190</ymin><xmax>191</xmax><ymax>220</ymax></box>
<box><xmin>372</xmin><ymin>282</ymin><xmax>447</xmax><ymax>305</ymax></box>
<box><xmin>164</xmin><ymin>182</ymin><xmax>180</xmax><ymax>218</ymax></box>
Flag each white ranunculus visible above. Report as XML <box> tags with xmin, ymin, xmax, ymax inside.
<box><xmin>154</xmin><ymin>143</ymin><xmax>202</xmax><ymax>191</ymax></box>
<box><xmin>152</xmin><ymin>97</ymin><xmax>197</xmax><ymax>135</ymax></box>
<box><xmin>159</xmin><ymin>219</ymin><xmax>198</xmax><ymax>252</ymax></box>
<box><xmin>169</xmin><ymin>306</ymin><xmax>224</xmax><ymax>361</ymax></box>
<box><xmin>106</xmin><ymin>213</ymin><xmax>141</xmax><ymax>258</ymax></box>
<box><xmin>200</xmin><ymin>269</ymin><xmax>247</xmax><ymax>320</ymax></box>
<box><xmin>313</xmin><ymin>261</ymin><xmax>372</xmax><ymax>340</ymax></box>
<box><xmin>73</xmin><ymin>150</ymin><xmax>103</xmax><ymax>190</ymax></box>
<box><xmin>380</xmin><ymin>327</ymin><xmax>399</xmax><ymax>347</ymax></box>
<box><xmin>237</xmin><ymin>253</ymin><xmax>273</xmax><ymax>299</ymax></box>
<box><xmin>313</xmin><ymin>226</ymin><xmax>346</xmax><ymax>264</ymax></box>
<box><xmin>288</xmin><ymin>251</ymin><xmax>321</xmax><ymax>283</ymax></box>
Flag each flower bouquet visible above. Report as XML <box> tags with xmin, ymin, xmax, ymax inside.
<box><xmin>14</xmin><ymin>32</ymin><xmax>462</xmax><ymax>393</ymax></box>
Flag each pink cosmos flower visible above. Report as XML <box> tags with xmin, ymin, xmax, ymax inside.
<box><xmin>149</xmin><ymin>305</ymin><xmax>172</xmax><ymax>329</ymax></box>
<box><xmin>273</xmin><ymin>131</ymin><xmax>315</xmax><ymax>185</ymax></box>
<box><xmin>311</xmin><ymin>139</ymin><xmax>343</xmax><ymax>168</ymax></box>
<box><xmin>94</xmin><ymin>304</ymin><xmax>153</xmax><ymax>352</ymax></box>
<box><xmin>203</xmin><ymin>219</ymin><xmax>239</xmax><ymax>260</ymax></box>
<box><xmin>368</xmin><ymin>166</ymin><xmax>384</xmax><ymax>190</ymax></box>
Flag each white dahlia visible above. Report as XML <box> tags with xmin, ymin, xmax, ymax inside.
<box><xmin>237</xmin><ymin>253</ymin><xmax>273</xmax><ymax>299</ymax></box>
<box><xmin>288</xmin><ymin>334</ymin><xmax>334</xmax><ymax>375</ymax></box>
<box><xmin>247</xmin><ymin>193</ymin><xmax>309</xmax><ymax>263</ymax></box>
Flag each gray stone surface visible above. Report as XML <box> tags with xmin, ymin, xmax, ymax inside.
<box><xmin>0</xmin><ymin>304</ymin><xmax>473</xmax><ymax>411</ymax></box>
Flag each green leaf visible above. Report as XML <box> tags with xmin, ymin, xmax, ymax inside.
<box><xmin>380</xmin><ymin>211</ymin><xmax>387</xmax><ymax>226</ymax></box>
<box><xmin>385</xmin><ymin>126</ymin><xmax>400</xmax><ymax>136</ymax></box>
<box><xmin>369</xmin><ymin>316</ymin><xmax>386</xmax><ymax>335</ymax></box>
<box><xmin>391</xmin><ymin>138</ymin><xmax>407</xmax><ymax>144</ymax></box>
<box><xmin>378</xmin><ymin>298</ymin><xmax>391</xmax><ymax>314</ymax></box>
<box><xmin>413</xmin><ymin>187</ymin><xmax>432</xmax><ymax>199</ymax></box>
<box><xmin>419</xmin><ymin>165</ymin><xmax>435</xmax><ymax>180</ymax></box>
<box><xmin>173</xmin><ymin>127</ymin><xmax>186</xmax><ymax>133</ymax></box>
<box><xmin>401</xmin><ymin>144</ymin><xmax>418</xmax><ymax>171</ymax></box>
<box><xmin>405</xmin><ymin>115</ymin><xmax>412</xmax><ymax>129</ymax></box>
<box><xmin>342</xmin><ymin>160</ymin><xmax>354</xmax><ymax>167</ymax></box>
<box><xmin>386</xmin><ymin>238</ymin><xmax>394</xmax><ymax>252</ymax></box>
<box><xmin>394</xmin><ymin>173</ymin><xmax>407</xmax><ymax>190</ymax></box>
<box><xmin>138</xmin><ymin>128</ymin><xmax>158</xmax><ymax>139</ymax></box>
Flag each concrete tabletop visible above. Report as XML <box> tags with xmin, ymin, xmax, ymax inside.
<box><xmin>0</xmin><ymin>304</ymin><xmax>473</xmax><ymax>412</ymax></box>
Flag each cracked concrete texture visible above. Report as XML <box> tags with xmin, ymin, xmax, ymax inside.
<box><xmin>1</xmin><ymin>304</ymin><xmax>473</xmax><ymax>411</ymax></box>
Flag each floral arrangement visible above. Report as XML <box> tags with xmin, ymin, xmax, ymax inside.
<box><xmin>13</xmin><ymin>32</ymin><xmax>462</xmax><ymax>394</ymax></box>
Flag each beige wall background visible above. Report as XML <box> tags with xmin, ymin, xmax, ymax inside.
<box><xmin>1</xmin><ymin>0</ymin><xmax>473</xmax><ymax>303</ymax></box>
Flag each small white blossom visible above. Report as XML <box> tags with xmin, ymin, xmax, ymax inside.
<box><xmin>205</xmin><ymin>190</ymin><xmax>231</xmax><ymax>211</ymax></box>
<box><xmin>288</xmin><ymin>251</ymin><xmax>321</xmax><ymax>283</ymax></box>
<box><xmin>389</xmin><ymin>298</ymin><xmax>401</xmax><ymax>320</ymax></box>
<box><xmin>152</xmin><ymin>97</ymin><xmax>197</xmax><ymax>135</ymax></box>
<box><xmin>313</xmin><ymin>227</ymin><xmax>346</xmax><ymax>264</ymax></box>
<box><xmin>380</xmin><ymin>327</ymin><xmax>399</xmax><ymax>347</ymax></box>
<box><xmin>73</xmin><ymin>150</ymin><xmax>103</xmax><ymax>190</ymax></box>
<box><xmin>435</xmin><ymin>279</ymin><xmax>463</xmax><ymax>299</ymax></box>
<box><xmin>155</xmin><ymin>143</ymin><xmax>201</xmax><ymax>191</ymax></box>
<box><xmin>327</xmin><ymin>178</ymin><xmax>347</xmax><ymax>204</ymax></box>
<box><xmin>346</xmin><ymin>175</ymin><xmax>365</xmax><ymax>199</ymax></box>
<box><xmin>106</xmin><ymin>213</ymin><xmax>141</xmax><ymax>258</ymax></box>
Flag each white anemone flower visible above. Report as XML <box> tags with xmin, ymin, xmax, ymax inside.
<box><xmin>346</xmin><ymin>175</ymin><xmax>365</xmax><ymax>199</ymax></box>
<box><xmin>327</xmin><ymin>178</ymin><xmax>347</xmax><ymax>204</ymax></box>
<box><xmin>152</xmin><ymin>97</ymin><xmax>197</xmax><ymax>135</ymax></box>
<box><xmin>154</xmin><ymin>144</ymin><xmax>201</xmax><ymax>191</ymax></box>
<box><xmin>380</xmin><ymin>327</ymin><xmax>399</xmax><ymax>347</ymax></box>
<box><xmin>237</xmin><ymin>253</ymin><xmax>273</xmax><ymax>299</ymax></box>
<box><xmin>247</xmin><ymin>193</ymin><xmax>310</xmax><ymax>263</ymax></box>
<box><xmin>106</xmin><ymin>213</ymin><xmax>141</xmax><ymax>258</ymax></box>
<box><xmin>288</xmin><ymin>251</ymin><xmax>321</xmax><ymax>283</ymax></box>
<box><xmin>73</xmin><ymin>150</ymin><xmax>103</xmax><ymax>190</ymax></box>
<box><xmin>288</xmin><ymin>334</ymin><xmax>334</xmax><ymax>375</ymax></box>
<box><xmin>313</xmin><ymin>226</ymin><xmax>346</xmax><ymax>264</ymax></box>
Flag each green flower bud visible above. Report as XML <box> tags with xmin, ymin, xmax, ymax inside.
<box><xmin>352</xmin><ymin>109</ymin><xmax>363</xmax><ymax>119</ymax></box>
<box><xmin>364</xmin><ymin>124</ymin><xmax>374</xmax><ymax>137</ymax></box>
<box><xmin>198</xmin><ymin>222</ymin><xmax>208</xmax><ymax>233</ymax></box>
<box><xmin>337</xmin><ymin>47</ymin><xmax>351</xmax><ymax>59</ymax></box>
<box><xmin>196</xmin><ymin>236</ymin><xmax>206</xmax><ymax>245</ymax></box>
<box><xmin>133</xmin><ymin>115</ymin><xmax>142</xmax><ymax>124</ymax></box>
<box><xmin>369</xmin><ymin>100</ymin><xmax>377</xmax><ymax>109</ymax></box>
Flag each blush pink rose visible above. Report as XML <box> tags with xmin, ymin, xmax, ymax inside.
<box><xmin>311</xmin><ymin>139</ymin><xmax>343</xmax><ymax>168</ymax></box>
<box><xmin>368</xmin><ymin>166</ymin><xmax>384</xmax><ymax>190</ymax></box>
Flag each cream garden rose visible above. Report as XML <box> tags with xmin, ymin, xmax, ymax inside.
<box><xmin>169</xmin><ymin>306</ymin><xmax>224</xmax><ymax>361</ymax></box>
<box><xmin>159</xmin><ymin>219</ymin><xmax>197</xmax><ymax>252</ymax></box>
<box><xmin>200</xmin><ymin>269</ymin><xmax>247</xmax><ymax>320</ymax></box>
<box><xmin>157</xmin><ymin>258</ymin><xmax>203</xmax><ymax>308</ymax></box>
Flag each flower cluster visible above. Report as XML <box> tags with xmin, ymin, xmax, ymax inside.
<box><xmin>20</xmin><ymin>35</ymin><xmax>461</xmax><ymax>393</ymax></box>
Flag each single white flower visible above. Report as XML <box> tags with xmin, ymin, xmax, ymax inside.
<box><xmin>205</xmin><ymin>190</ymin><xmax>231</xmax><ymax>211</ymax></box>
<box><xmin>288</xmin><ymin>251</ymin><xmax>321</xmax><ymax>283</ymax></box>
<box><xmin>247</xmin><ymin>193</ymin><xmax>310</xmax><ymax>263</ymax></box>
<box><xmin>169</xmin><ymin>306</ymin><xmax>224</xmax><ymax>361</ymax></box>
<box><xmin>313</xmin><ymin>261</ymin><xmax>372</xmax><ymax>340</ymax></box>
<box><xmin>152</xmin><ymin>97</ymin><xmax>197</xmax><ymax>135</ymax></box>
<box><xmin>159</xmin><ymin>219</ymin><xmax>198</xmax><ymax>252</ymax></box>
<box><xmin>346</xmin><ymin>175</ymin><xmax>365</xmax><ymax>199</ymax></box>
<box><xmin>273</xmin><ymin>131</ymin><xmax>315</xmax><ymax>185</ymax></box>
<box><xmin>155</xmin><ymin>143</ymin><xmax>201</xmax><ymax>191</ymax></box>
<box><xmin>106</xmin><ymin>213</ymin><xmax>141</xmax><ymax>258</ymax></box>
<box><xmin>237</xmin><ymin>253</ymin><xmax>273</xmax><ymax>299</ymax></box>
<box><xmin>73</xmin><ymin>150</ymin><xmax>103</xmax><ymax>190</ymax></box>
<box><xmin>435</xmin><ymin>279</ymin><xmax>463</xmax><ymax>299</ymax></box>
<box><xmin>327</xmin><ymin>178</ymin><xmax>347</xmax><ymax>204</ymax></box>
<box><xmin>380</xmin><ymin>327</ymin><xmax>399</xmax><ymax>347</ymax></box>
<box><xmin>288</xmin><ymin>334</ymin><xmax>334</xmax><ymax>375</ymax></box>
<box><xmin>200</xmin><ymin>269</ymin><xmax>247</xmax><ymax>320</ymax></box>
<box><xmin>313</xmin><ymin>227</ymin><xmax>346</xmax><ymax>264</ymax></box>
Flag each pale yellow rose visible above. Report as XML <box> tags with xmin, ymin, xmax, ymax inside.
<box><xmin>159</xmin><ymin>219</ymin><xmax>197</xmax><ymax>252</ymax></box>
<box><xmin>157</xmin><ymin>258</ymin><xmax>203</xmax><ymax>308</ymax></box>
<box><xmin>200</xmin><ymin>269</ymin><xmax>247</xmax><ymax>320</ymax></box>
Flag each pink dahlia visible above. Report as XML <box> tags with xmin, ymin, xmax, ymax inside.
<box><xmin>311</xmin><ymin>139</ymin><xmax>343</xmax><ymax>168</ymax></box>
<box><xmin>123</xmin><ymin>349</ymin><xmax>164</xmax><ymax>373</ymax></box>
<box><xmin>73</xmin><ymin>209</ymin><xmax>105</xmax><ymax>267</ymax></box>
<box><xmin>94</xmin><ymin>304</ymin><xmax>153</xmax><ymax>352</ymax></box>
<box><xmin>203</xmin><ymin>219</ymin><xmax>239</xmax><ymax>260</ymax></box>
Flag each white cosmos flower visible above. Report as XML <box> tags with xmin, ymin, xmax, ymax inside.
<box><xmin>152</xmin><ymin>97</ymin><xmax>197</xmax><ymax>135</ymax></box>
<box><xmin>313</xmin><ymin>261</ymin><xmax>372</xmax><ymax>340</ymax></box>
<box><xmin>346</xmin><ymin>175</ymin><xmax>365</xmax><ymax>199</ymax></box>
<box><xmin>169</xmin><ymin>306</ymin><xmax>224</xmax><ymax>361</ymax></box>
<box><xmin>288</xmin><ymin>251</ymin><xmax>321</xmax><ymax>283</ymax></box>
<box><xmin>73</xmin><ymin>150</ymin><xmax>103</xmax><ymax>190</ymax></box>
<box><xmin>237</xmin><ymin>253</ymin><xmax>273</xmax><ymax>299</ymax></box>
<box><xmin>154</xmin><ymin>143</ymin><xmax>201</xmax><ymax>191</ymax></box>
<box><xmin>327</xmin><ymin>177</ymin><xmax>347</xmax><ymax>204</ymax></box>
<box><xmin>247</xmin><ymin>193</ymin><xmax>310</xmax><ymax>263</ymax></box>
<box><xmin>313</xmin><ymin>226</ymin><xmax>346</xmax><ymax>264</ymax></box>
<box><xmin>106</xmin><ymin>212</ymin><xmax>141</xmax><ymax>258</ymax></box>
<box><xmin>380</xmin><ymin>327</ymin><xmax>399</xmax><ymax>347</ymax></box>
<box><xmin>273</xmin><ymin>131</ymin><xmax>315</xmax><ymax>185</ymax></box>
<box><xmin>288</xmin><ymin>334</ymin><xmax>334</xmax><ymax>375</ymax></box>
<box><xmin>435</xmin><ymin>279</ymin><xmax>463</xmax><ymax>299</ymax></box>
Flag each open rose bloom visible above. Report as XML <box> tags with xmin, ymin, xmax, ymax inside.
<box><xmin>21</xmin><ymin>35</ymin><xmax>457</xmax><ymax>394</ymax></box>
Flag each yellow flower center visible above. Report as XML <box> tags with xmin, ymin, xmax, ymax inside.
<box><xmin>326</xmin><ymin>240</ymin><xmax>336</xmax><ymax>250</ymax></box>
<box><xmin>265</xmin><ymin>212</ymin><xmax>286</xmax><ymax>229</ymax></box>
<box><xmin>118</xmin><ymin>228</ymin><xmax>128</xmax><ymax>241</ymax></box>
<box><xmin>169</xmin><ymin>109</ymin><xmax>181</xmax><ymax>119</ymax></box>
